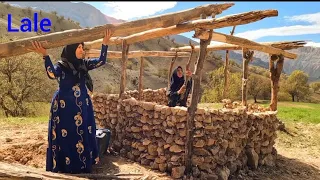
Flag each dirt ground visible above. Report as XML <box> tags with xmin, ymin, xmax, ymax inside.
<box><xmin>0</xmin><ymin>121</ymin><xmax>319</xmax><ymax>180</ymax></box>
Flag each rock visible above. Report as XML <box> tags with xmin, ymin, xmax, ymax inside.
<box><xmin>171</xmin><ymin>155</ymin><xmax>181</xmax><ymax>162</ymax></box>
<box><xmin>191</xmin><ymin>155</ymin><xmax>204</xmax><ymax>165</ymax></box>
<box><xmin>164</xmin><ymin>144</ymin><xmax>171</xmax><ymax>149</ymax></box>
<box><xmin>195</xmin><ymin>121</ymin><xmax>203</xmax><ymax>129</ymax></box>
<box><xmin>5</xmin><ymin>138</ymin><xmax>12</xmax><ymax>142</ymax></box>
<box><xmin>262</xmin><ymin>154</ymin><xmax>275</xmax><ymax>167</ymax></box>
<box><xmin>192</xmin><ymin>167</ymin><xmax>201</xmax><ymax>177</ymax></box>
<box><xmin>142</xmin><ymin>102</ymin><xmax>155</xmax><ymax>110</ymax></box>
<box><xmin>217</xmin><ymin>167</ymin><xmax>230</xmax><ymax>180</ymax></box>
<box><xmin>246</xmin><ymin>148</ymin><xmax>259</xmax><ymax>169</ymax></box>
<box><xmin>177</xmin><ymin>107</ymin><xmax>187</xmax><ymax>116</ymax></box>
<box><xmin>174</xmin><ymin>138</ymin><xmax>185</xmax><ymax>145</ymax></box>
<box><xmin>159</xmin><ymin>163</ymin><xmax>167</xmax><ymax>172</ymax></box>
<box><xmin>194</xmin><ymin>148</ymin><xmax>211</xmax><ymax>156</ymax></box>
<box><xmin>198</xmin><ymin>163</ymin><xmax>213</xmax><ymax>173</ymax></box>
<box><xmin>166</xmin><ymin>135</ymin><xmax>174</xmax><ymax>144</ymax></box>
<box><xmin>194</xmin><ymin>139</ymin><xmax>205</xmax><ymax>148</ymax></box>
<box><xmin>177</xmin><ymin>122</ymin><xmax>185</xmax><ymax>129</ymax></box>
<box><xmin>196</xmin><ymin>108</ymin><xmax>206</xmax><ymax>115</ymax></box>
<box><xmin>148</xmin><ymin>144</ymin><xmax>158</xmax><ymax>156</ymax></box>
<box><xmin>203</xmin><ymin>116</ymin><xmax>212</xmax><ymax>123</ymax></box>
<box><xmin>172</xmin><ymin>166</ymin><xmax>185</xmax><ymax>179</ymax></box>
<box><xmin>131</xmin><ymin>126</ymin><xmax>141</xmax><ymax>133</ymax></box>
<box><xmin>165</xmin><ymin>129</ymin><xmax>175</xmax><ymax>135</ymax></box>
<box><xmin>210</xmin><ymin>146</ymin><xmax>220</xmax><ymax>155</ymax></box>
<box><xmin>262</xmin><ymin>140</ymin><xmax>270</xmax><ymax>146</ymax></box>
<box><xmin>143</xmin><ymin>139</ymin><xmax>151</xmax><ymax>146</ymax></box>
<box><xmin>169</xmin><ymin>145</ymin><xmax>183</xmax><ymax>153</ymax></box>
<box><xmin>207</xmin><ymin>139</ymin><xmax>216</xmax><ymax>146</ymax></box>
<box><xmin>179</xmin><ymin>129</ymin><xmax>186</xmax><ymax>137</ymax></box>
<box><xmin>221</xmin><ymin>140</ymin><xmax>229</xmax><ymax>149</ymax></box>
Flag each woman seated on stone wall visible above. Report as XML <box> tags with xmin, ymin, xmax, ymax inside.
<box><xmin>167</xmin><ymin>66</ymin><xmax>193</xmax><ymax>107</ymax></box>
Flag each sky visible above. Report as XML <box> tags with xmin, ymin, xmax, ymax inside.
<box><xmin>83</xmin><ymin>1</ymin><xmax>320</xmax><ymax>47</ymax></box>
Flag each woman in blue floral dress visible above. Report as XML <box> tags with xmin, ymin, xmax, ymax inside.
<box><xmin>31</xmin><ymin>29</ymin><xmax>112</xmax><ymax>174</ymax></box>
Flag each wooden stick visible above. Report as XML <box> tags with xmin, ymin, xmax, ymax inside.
<box><xmin>138</xmin><ymin>56</ymin><xmax>144</xmax><ymax>100</ymax></box>
<box><xmin>223</xmin><ymin>25</ymin><xmax>236</xmax><ymax>99</ymax></box>
<box><xmin>170</xmin><ymin>40</ymin><xmax>307</xmax><ymax>52</ymax></box>
<box><xmin>85</xmin><ymin>50</ymin><xmax>191</xmax><ymax>59</ymax></box>
<box><xmin>185</xmin><ymin>29</ymin><xmax>213</xmax><ymax>175</ymax></box>
<box><xmin>0</xmin><ymin>3</ymin><xmax>233</xmax><ymax>58</ymax></box>
<box><xmin>269</xmin><ymin>54</ymin><xmax>284</xmax><ymax>111</ymax></box>
<box><xmin>120</xmin><ymin>40</ymin><xmax>129</xmax><ymax>98</ymax></box>
<box><xmin>242</xmin><ymin>48</ymin><xmax>254</xmax><ymax>106</ymax></box>
<box><xmin>84</xmin><ymin>9</ymin><xmax>278</xmax><ymax>50</ymax></box>
<box><xmin>194</xmin><ymin>31</ymin><xmax>297</xmax><ymax>59</ymax></box>
<box><xmin>167</xmin><ymin>52</ymin><xmax>178</xmax><ymax>90</ymax></box>
<box><xmin>180</xmin><ymin>40</ymin><xmax>195</xmax><ymax>101</ymax></box>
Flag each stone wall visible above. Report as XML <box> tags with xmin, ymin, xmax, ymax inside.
<box><xmin>92</xmin><ymin>93</ymin><xmax>279</xmax><ymax>179</ymax></box>
<box><xmin>124</xmin><ymin>88</ymin><xmax>168</xmax><ymax>105</ymax></box>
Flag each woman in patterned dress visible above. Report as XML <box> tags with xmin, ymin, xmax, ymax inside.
<box><xmin>31</xmin><ymin>29</ymin><xmax>112</xmax><ymax>174</ymax></box>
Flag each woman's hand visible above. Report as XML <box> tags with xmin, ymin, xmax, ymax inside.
<box><xmin>31</xmin><ymin>41</ymin><xmax>48</xmax><ymax>56</ymax></box>
<box><xmin>102</xmin><ymin>29</ymin><xmax>113</xmax><ymax>45</ymax></box>
<box><xmin>178</xmin><ymin>85</ymin><xmax>186</xmax><ymax>94</ymax></box>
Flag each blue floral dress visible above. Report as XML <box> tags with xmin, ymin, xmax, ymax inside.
<box><xmin>44</xmin><ymin>44</ymin><xmax>108</xmax><ymax>174</ymax></box>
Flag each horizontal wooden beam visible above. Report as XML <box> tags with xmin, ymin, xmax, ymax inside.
<box><xmin>85</xmin><ymin>50</ymin><xmax>191</xmax><ymax>59</ymax></box>
<box><xmin>193</xmin><ymin>32</ymin><xmax>298</xmax><ymax>59</ymax></box>
<box><xmin>0</xmin><ymin>3</ymin><xmax>233</xmax><ymax>58</ymax></box>
<box><xmin>170</xmin><ymin>40</ymin><xmax>307</xmax><ymax>52</ymax></box>
<box><xmin>84</xmin><ymin>9</ymin><xmax>278</xmax><ymax>50</ymax></box>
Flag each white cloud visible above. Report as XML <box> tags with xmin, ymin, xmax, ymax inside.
<box><xmin>234</xmin><ymin>25</ymin><xmax>320</xmax><ymax>41</ymax></box>
<box><xmin>232</xmin><ymin>12</ymin><xmax>320</xmax><ymax>42</ymax></box>
<box><xmin>103</xmin><ymin>2</ymin><xmax>177</xmax><ymax>20</ymax></box>
<box><xmin>284</xmin><ymin>12</ymin><xmax>320</xmax><ymax>25</ymax></box>
<box><xmin>305</xmin><ymin>41</ymin><xmax>320</xmax><ymax>47</ymax></box>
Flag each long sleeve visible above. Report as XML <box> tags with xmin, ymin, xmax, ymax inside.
<box><xmin>84</xmin><ymin>44</ymin><xmax>108</xmax><ymax>70</ymax></box>
<box><xmin>44</xmin><ymin>55</ymin><xmax>62</xmax><ymax>79</ymax></box>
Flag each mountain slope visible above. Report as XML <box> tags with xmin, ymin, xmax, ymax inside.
<box><xmin>6</xmin><ymin>2</ymin><xmax>124</xmax><ymax>27</ymax></box>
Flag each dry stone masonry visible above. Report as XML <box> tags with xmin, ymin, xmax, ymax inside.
<box><xmin>92</xmin><ymin>89</ymin><xmax>279</xmax><ymax>179</ymax></box>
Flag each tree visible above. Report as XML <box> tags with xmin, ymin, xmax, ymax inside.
<box><xmin>283</xmin><ymin>70</ymin><xmax>310</xmax><ymax>102</ymax></box>
<box><xmin>0</xmin><ymin>38</ymin><xmax>56</xmax><ymax>117</ymax></box>
<box><xmin>310</xmin><ymin>82</ymin><xmax>320</xmax><ymax>93</ymax></box>
<box><xmin>247</xmin><ymin>74</ymin><xmax>270</xmax><ymax>103</ymax></box>
<box><xmin>201</xmin><ymin>67</ymin><xmax>242</xmax><ymax>103</ymax></box>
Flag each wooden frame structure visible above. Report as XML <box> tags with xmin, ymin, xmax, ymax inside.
<box><xmin>0</xmin><ymin>3</ymin><xmax>306</xmax><ymax>177</ymax></box>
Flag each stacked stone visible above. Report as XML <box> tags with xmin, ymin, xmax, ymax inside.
<box><xmin>92</xmin><ymin>93</ymin><xmax>280</xmax><ymax>179</ymax></box>
<box><xmin>222</xmin><ymin>99</ymin><xmax>269</xmax><ymax>113</ymax></box>
<box><xmin>124</xmin><ymin>88</ymin><xmax>168</xmax><ymax>105</ymax></box>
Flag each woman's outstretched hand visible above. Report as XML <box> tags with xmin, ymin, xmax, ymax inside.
<box><xmin>31</xmin><ymin>41</ymin><xmax>48</xmax><ymax>56</ymax></box>
<box><xmin>102</xmin><ymin>29</ymin><xmax>113</xmax><ymax>45</ymax></box>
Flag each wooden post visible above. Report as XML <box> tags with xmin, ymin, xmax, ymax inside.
<box><xmin>242</xmin><ymin>48</ymin><xmax>254</xmax><ymax>106</ymax></box>
<box><xmin>138</xmin><ymin>56</ymin><xmax>144</xmax><ymax>100</ymax></box>
<box><xmin>119</xmin><ymin>40</ymin><xmax>129</xmax><ymax>98</ymax></box>
<box><xmin>167</xmin><ymin>52</ymin><xmax>178</xmax><ymax>90</ymax></box>
<box><xmin>180</xmin><ymin>41</ymin><xmax>195</xmax><ymax>101</ymax></box>
<box><xmin>269</xmin><ymin>54</ymin><xmax>284</xmax><ymax>111</ymax></box>
<box><xmin>223</xmin><ymin>25</ymin><xmax>236</xmax><ymax>99</ymax></box>
<box><xmin>185</xmin><ymin>30</ymin><xmax>213</xmax><ymax>175</ymax></box>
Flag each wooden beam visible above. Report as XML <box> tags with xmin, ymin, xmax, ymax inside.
<box><xmin>269</xmin><ymin>54</ymin><xmax>284</xmax><ymax>111</ymax></box>
<box><xmin>138</xmin><ymin>56</ymin><xmax>144</xmax><ymax>100</ymax></box>
<box><xmin>185</xmin><ymin>30</ymin><xmax>213</xmax><ymax>175</ymax></box>
<box><xmin>223</xmin><ymin>26</ymin><xmax>236</xmax><ymax>99</ymax></box>
<box><xmin>194</xmin><ymin>31</ymin><xmax>298</xmax><ymax>59</ymax></box>
<box><xmin>84</xmin><ymin>9</ymin><xmax>278</xmax><ymax>50</ymax></box>
<box><xmin>242</xmin><ymin>48</ymin><xmax>254</xmax><ymax>106</ymax></box>
<box><xmin>85</xmin><ymin>50</ymin><xmax>191</xmax><ymax>59</ymax></box>
<box><xmin>170</xmin><ymin>40</ymin><xmax>307</xmax><ymax>52</ymax></box>
<box><xmin>0</xmin><ymin>3</ymin><xmax>234</xmax><ymax>58</ymax></box>
<box><xmin>120</xmin><ymin>40</ymin><xmax>129</xmax><ymax>98</ymax></box>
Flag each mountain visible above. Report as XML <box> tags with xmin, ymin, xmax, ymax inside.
<box><xmin>168</xmin><ymin>35</ymin><xmax>200</xmax><ymax>45</ymax></box>
<box><xmin>230</xmin><ymin>47</ymin><xmax>320</xmax><ymax>81</ymax></box>
<box><xmin>6</xmin><ymin>2</ymin><xmax>124</xmax><ymax>27</ymax></box>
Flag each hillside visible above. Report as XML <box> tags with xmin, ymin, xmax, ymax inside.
<box><xmin>6</xmin><ymin>1</ymin><xmax>125</xmax><ymax>28</ymax></box>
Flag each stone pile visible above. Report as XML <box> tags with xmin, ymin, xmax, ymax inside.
<box><xmin>124</xmin><ymin>88</ymin><xmax>168</xmax><ymax>105</ymax></box>
<box><xmin>222</xmin><ymin>99</ymin><xmax>269</xmax><ymax>113</ymax></box>
<box><xmin>92</xmin><ymin>93</ymin><xmax>280</xmax><ymax>179</ymax></box>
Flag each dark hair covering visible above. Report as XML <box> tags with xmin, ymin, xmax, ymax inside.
<box><xmin>170</xmin><ymin>66</ymin><xmax>185</xmax><ymax>93</ymax></box>
<box><xmin>60</xmin><ymin>42</ymin><xmax>84</xmax><ymax>68</ymax></box>
<box><xmin>58</xmin><ymin>42</ymin><xmax>93</xmax><ymax>92</ymax></box>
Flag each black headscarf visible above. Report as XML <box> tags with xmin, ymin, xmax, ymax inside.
<box><xmin>58</xmin><ymin>42</ymin><xmax>93</xmax><ymax>92</ymax></box>
<box><xmin>170</xmin><ymin>66</ymin><xmax>185</xmax><ymax>93</ymax></box>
